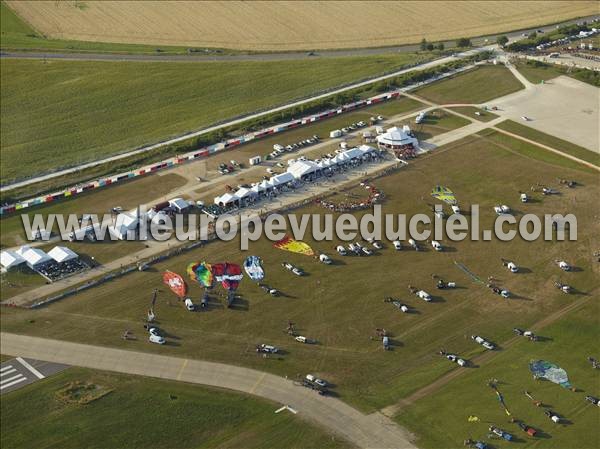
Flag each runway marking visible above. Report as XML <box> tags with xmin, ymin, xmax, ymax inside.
<box><xmin>250</xmin><ymin>372</ymin><xmax>267</xmax><ymax>394</ymax></box>
<box><xmin>16</xmin><ymin>357</ymin><xmax>45</xmax><ymax>379</ymax></box>
<box><xmin>1</xmin><ymin>374</ymin><xmax>24</xmax><ymax>385</ymax></box>
<box><xmin>0</xmin><ymin>368</ymin><xmax>17</xmax><ymax>377</ymax></box>
<box><xmin>0</xmin><ymin>365</ymin><xmax>13</xmax><ymax>373</ymax></box>
<box><xmin>176</xmin><ymin>359</ymin><xmax>188</xmax><ymax>381</ymax></box>
<box><xmin>0</xmin><ymin>376</ymin><xmax>28</xmax><ymax>390</ymax></box>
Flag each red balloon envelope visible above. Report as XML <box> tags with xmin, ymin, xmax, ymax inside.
<box><xmin>212</xmin><ymin>263</ymin><xmax>243</xmax><ymax>290</ymax></box>
<box><xmin>162</xmin><ymin>270</ymin><xmax>187</xmax><ymax>298</ymax></box>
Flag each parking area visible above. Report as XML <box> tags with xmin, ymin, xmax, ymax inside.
<box><xmin>492</xmin><ymin>75</ymin><xmax>599</xmax><ymax>152</ymax></box>
<box><xmin>0</xmin><ymin>357</ymin><xmax>69</xmax><ymax>394</ymax></box>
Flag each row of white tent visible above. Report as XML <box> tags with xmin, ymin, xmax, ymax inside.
<box><xmin>1</xmin><ymin>245</ymin><xmax>78</xmax><ymax>270</ymax></box>
<box><xmin>214</xmin><ymin>145</ymin><xmax>378</xmax><ymax>206</ymax></box>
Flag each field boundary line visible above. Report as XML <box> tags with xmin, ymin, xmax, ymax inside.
<box><xmin>491</xmin><ymin>127</ymin><xmax>600</xmax><ymax>171</ymax></box>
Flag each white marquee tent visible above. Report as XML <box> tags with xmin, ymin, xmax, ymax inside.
<box><xmin>48</xmin><ymin>246</ymin><xmax>79</xmax><ymax>263</ymax></box>
<box><xmin>0</xmin><ymin>250</ymin><xmax>25</xmax><ymax>270</ymax></box>
<box><xmin>22</xmin><ymin>248</ymin><xmax>52</xmax><ymax>268</ymax></box>
<box><xmin>376</xmin><ymin>126</ymin><xmax>419</xmax><ymax>149</ymax></box>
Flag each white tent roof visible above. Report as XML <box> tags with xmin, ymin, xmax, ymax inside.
<box><xmin>1</xmin><ymin>250</ymin><xmax>25</xmax><ymax>269</ymax></box>
<box><xmin>214</xmin><ymin>192</ymin><xmax>236</xmax><ymax>205</ymax></box>
<box><xmin>15</xmin><ymin>245</ymin><xmax>31</xmax><ymax>257</ymax></box>
<box><xmin>169</xmin><ymin>197</ymin><xmax>189</xmax><ymax>211</ymax></box>
<box><xmin>358</xmin><ymin>144</ymin><xmax>376</xmax><ymax>154</ymax></box>
<box><xmin>48</xmin><ymin>246</ymin><xmax>79</xmax><ymax>263</ymax></box>
<box><xmin>234</xmin><ymin>187</ymin><xmax>256</xmax><ymax>199</ymax></box>
<box><xmin>115</xmin><ymin>212</ymin><xmax>138</xmax><ymax>230</ymax></box>
<box><xmin>287</xmin><ymin>160</ymin><xmax>319</xmax><ymax>179</ymax></box>
<box><xmin>376</xmin><ymin>126</ymin><xmax>418</xmax><ymax>146</ymax></box>
<box><xmin>251</xmin><ymin>184</ymin><xmax>264</xmax><ymax>193</ymax></box>
<box><xmin>270</xmin><ymin>172</ymin><xmax>294</xmax><ymax>186</ymax></box>
<box><xmin>22</xmin><ymin>248</ymin><xmax>52</xmax><ymax>267</ymax></box>
<box><xmin>260</xmin><ymin>180</ymin><xmax>272</xmax><ymax>190</ymax></box>
<box><xmin>340</xmin><ymin>147</ymin><xmax>363</xmax><ymax>159</ymax></box>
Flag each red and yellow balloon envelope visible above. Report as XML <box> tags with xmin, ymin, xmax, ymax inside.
<box><xmin>273</xmin><ymin>235</ymin><xmax>315</xmax><ymax>256</ymax></box>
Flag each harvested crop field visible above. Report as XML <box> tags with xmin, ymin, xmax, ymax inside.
<box><xmin>6</xmin><ymin>1</ymin><xmax>599</xmax><ymax>51</ymax></box>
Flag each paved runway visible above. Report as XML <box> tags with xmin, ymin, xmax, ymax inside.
<box><xmin>0</xmin><ymin>357</ymin><xmax>69</xmax><ymax>394</ymax></box>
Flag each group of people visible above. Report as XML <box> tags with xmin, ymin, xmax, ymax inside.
<box><xmin>316</xmin><ymin>183</ymin><xmax>384</xmax><ymax>212</ymax></box>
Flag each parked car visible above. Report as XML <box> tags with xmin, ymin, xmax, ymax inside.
<box><xmin>256</xmin><ymin>344</ymin><xmax>278</xmax><ymax>354</ymax></box>
<box><xmin>149</xmin><ymin>334</ymin><xmax>165</xmax><ymax>345</ymax></box>
<box><xmin>305</xmin><ymin>374</ymin><xmax>327</xmax><ymax>388</ymax></box>
<box><xmin>471</xmin><ymin>335</ymin><xmax>496</xmax><ymax>350</ymax></box>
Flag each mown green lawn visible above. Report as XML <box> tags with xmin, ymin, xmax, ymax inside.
<box><xmin>478</xmin><ymin>129</ymin><xmax>598</xmax><ymax>174</ymax></box>
<box><xmin>494</xmin><ymin>120</ymin><xmax>600</xmax><ymax>167</ymax></box>
<box><xmin>0</xmin><ymin>53</ymin><xmax>430</xmax><ymax>182</ymax></box>
<box><xmin>414</xmin><ymin>65</ymin><xmax>524</xmax><ymax>105</ymax></box>
<box><xmin>514</xmin><ymin>62</ymin><xmax>564</xmax><ymax>84</ymax></box>
<box><xmin>396</xmin><ymin>300</ymin><xmax>600</xmax><ymax>449</ymax></box>
<box><xmin>2</xmin><ymin>133</ymin><xmax>598</xmax><ymax>414</ymax></box>
<box><xmin>0</xmin><ymin>367</ymin><xmax>350</xmax><ymax>449</ymax></box>
<box><xmin>392</xmin><ymin>109</ymin><xmax>471</xmax><ymax>139</ymax></box>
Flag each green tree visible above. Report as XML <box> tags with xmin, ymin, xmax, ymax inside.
<box><xmin>436</xmin><ymin>42</ymin><xmax>445</xmax><ymax>51</ymax></box>
<box><xmin>420</xmin><ymin>38</ymin><xmax>428</xmax><ymax>51</ymax></box>
<box><xmin>426</xmin><ymin>43</ymin><xmax>434</xmax><ymax>51</ymax></box>
<box><xmin>497</xmin><ymin>35</ymin><xmax>509</xmax><ymax>46</ymax></box>
<box><xmin>456</xmin><ymin>37</ymin><xmax>471</xmax><ymax>47</ymax></box>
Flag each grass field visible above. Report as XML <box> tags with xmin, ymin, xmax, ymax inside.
<box><xmin>514</xmin><ymin>61</ymin><xmax>565</xmax><ymax>84</ymax></box>
<box><xmin>0</xmin><ymin>54</ymin><xmax>430</xmax><ymax>183</ymax></box>
<box><xmin>6</xmin><ymin>1</ymin><xmax>598</xmax><ymax>51</ymax></box>
<box><xmin>414</xmin><ymin>65</ymin><xmax>525</xmax><ymax>105</ymax></box>
<box><xmin>396</xmin><ymin>299</ymin><xmax>600</xmax><ymax>449</ymax></box>
<box><xmin>390</xmin><ymin>110</ymin><xmax>471</xmax><ymax>140</ymax></box>
<box><xmin>0</xmin><ymin>367</ymin><xmax>349</xmax><ymax>449</ymax></box>
<box><xmin>495</xmin><ymin>120</ymin><xmax>600</xmax><ymax>167</ymax></box>
<box><xmin>449</xmin><ymin>106</ymin><xmax>499</xmax><ymax>122</ymax></box>
<box><xmin>2</xmin><ymin>132</ymin><xmax>598</xmax><ymax>418</ymax></box>
<box><xmin>0</xmin><ymin>2</ymin><xmax>200</xmax><ymax>55</ymax></box>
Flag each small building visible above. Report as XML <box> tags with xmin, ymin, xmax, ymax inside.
<box><xmin>48</xmin><ymin>246</ymin><xmax>79</xmax><ymax>263</ymax></box>
<box><xmin>329</xmin><ymin>129</ymin><xmax>342</xmax><ymax>138</ymax></box>
<box><xmin>249</xmin><ymin>155</ymin><xmax>262</xmax><ymax>166</ymax></box>
<box><xmin>168</xmin><ymin>197</ymin><xmax>191</xmax><ymax>213</ymax></box>
<box><xmin>0</xmin><ymin>250</ymin><xmax>25</xmax><ymax>270</ymax></box>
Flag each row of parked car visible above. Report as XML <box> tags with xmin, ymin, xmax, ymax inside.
<box><xmin>268</xmin><ymin>135</ymin><xmax>320</xmax><ymax>159</ymax></box>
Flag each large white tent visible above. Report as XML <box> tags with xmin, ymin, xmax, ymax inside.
<box><xmin>0</xmin><ymin>250</ymin><xmax>25</xmax><ymax>270</ymax></box>
<box><xmin>109</xmin><ymin>212</ymin><xmax>139</xmax><ymax>240</ymax></box>
<box><xmin>15</xmin><ymin>245</ymin><xmax>31</xmax><ymax>257</ymax></box>
<box><xmin>233</xmin><ymin>187</ymin><xmax>256</xmax><ymax>200</ymax></box>
<box><xmin>270</xmin><ymin>172</ymin><xmax>294</xmax><ymax>186</ymax></box>
<box><xmin>214</xmin><ymin>192</ymin><xmax>236</xmax><ymax>206</ymax></box>
<box><xmin>376</xmin><ymin>126</ymin><xmax>418</xmax><ymax>150</ymax></box>
<box><xmin>48</xmin><ymin>246</ymin><xmax>79</xmax><ymax>263</ymax></box>
<box><xmin>287</xmin><ymin>160</ymin><xmax>319</xmax><ymax>179</ymax></box>
<box><xmin>22</xmin><ymin>248</ymin><xmax>52</xmax><ymax>268</ymax></box>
